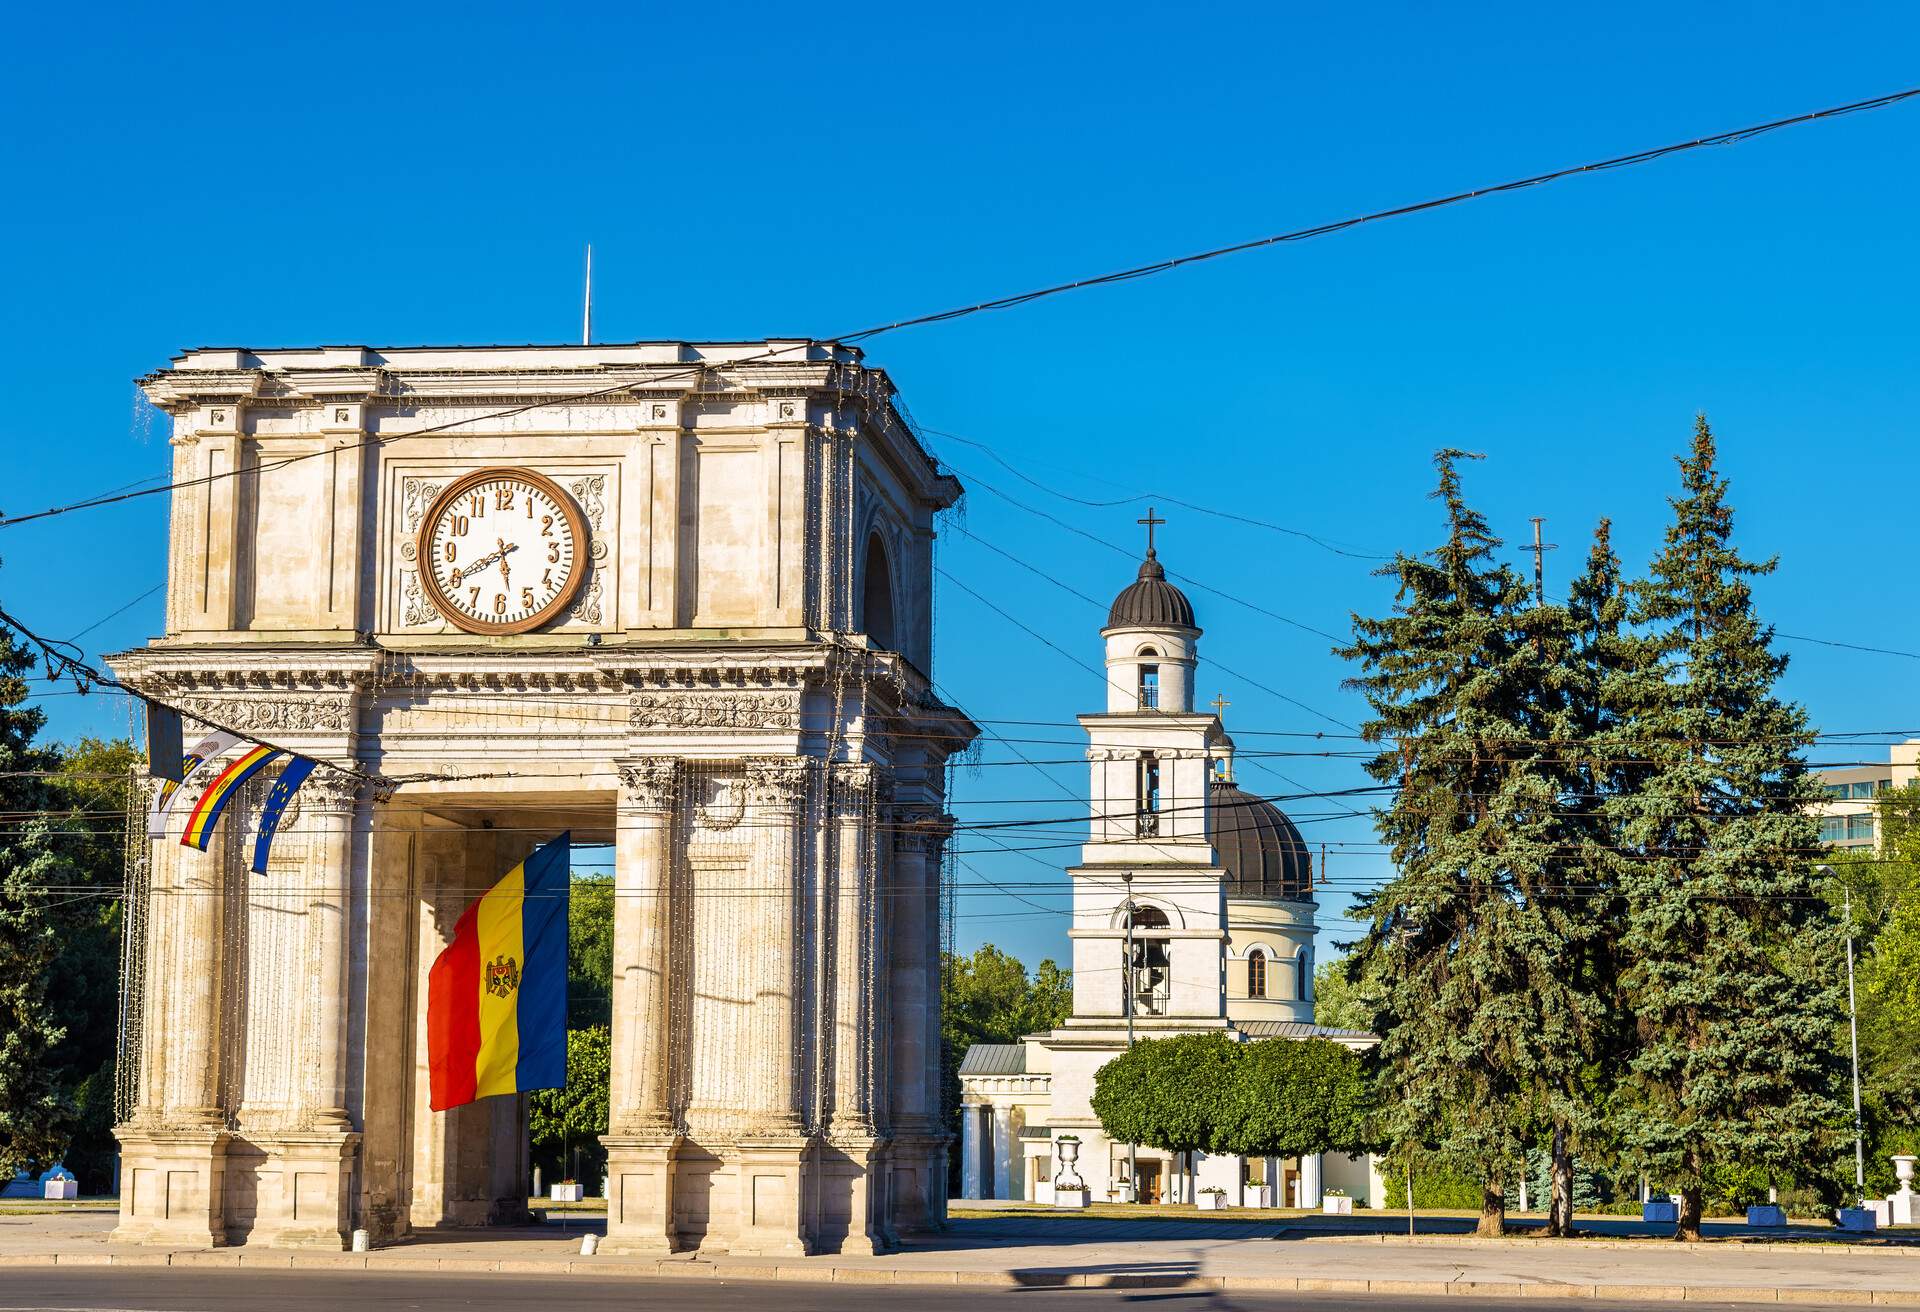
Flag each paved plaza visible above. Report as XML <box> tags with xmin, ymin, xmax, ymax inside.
<box><xmin>3</xmin><ymin>1205</ymin><xmax>1918</xmax><ymax>1303</ymax></box>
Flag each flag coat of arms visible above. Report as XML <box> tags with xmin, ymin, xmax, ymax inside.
<box><xmin>180</xmin><ymin>744</ymin><xmax>281</xmax><ymax>850</ymax></box>
<box><xmin>426</xmin><ymin>833</ymin><xmax>570</xmax><ymax>1111</ymax></box>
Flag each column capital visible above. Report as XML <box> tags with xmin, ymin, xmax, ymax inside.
<box><xmin>892</xmin><ymin>807</ymin><xmax>950</xmax><ymax>854</ymax></box>
<box><xmin>745</xmin><ymin>757</ymin><xmax>809</xmax><ymax>809</ymax></box>
<box><xmin>617</xmin><ymin>757</ymin><xmax>680</xmax><ymax>812</ymax></box>
<box><xmin>303</xmin><ymin>764</ymin><xmax>363</xmax><ymax>813</ymax></box>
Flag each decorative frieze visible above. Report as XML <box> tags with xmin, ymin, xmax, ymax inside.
<box><xmin>745</xmin><ymin>758</ymin><xmax>810</xmax><ymax>809</ymax></box>
<box><xmin>629</xmin><ymin>690</ymin><xmax>802</xmax><ymax>732</ymax></box>
<box><xmin>175</xmin><ymin>695</ymin><xmax>356</xmax><ymax>735</ymax></box>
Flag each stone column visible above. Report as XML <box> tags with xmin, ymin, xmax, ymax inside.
<box><xmin>823</xmin><ymin>763</ymin><xmax>886</xmax><ymax>1252</ymax></box>
<box><xmin>1300</xmin><ymin>1151</ymin><xmax>1323</xmax><ymax>1209</ymax></box>
<box><xmin>246</xmin><ymin>764</ymin><xmax>362</xmax><ymax>1250</ymax></box>
<box><xmin>113</xmin><ymin>801</ymin><xmax>231</xmax><ymax>1246</ymax></box>
<box><xmin>729</xmin><ymin>758</ymin><xmax>812</xmax><ymax>1258</ymax></box>
<box><xmin>992</xmin><ymin>1106</ymin><xmax>1015</xmax><ymax>1200</ymax></box>
<box><xmin>958</xmin><ymin>1106</ymin><xmax>978</xmax><ymax>1199</ymax></box>
<box><xmin>602</xmin><ymin>757</ymin><xmax>682</xmax><ymax>1256</ymax></box>
<box><xmin>886</xmin><ymin>807</ymin><xmax>943</xmax><ymax>1233</ymax></box>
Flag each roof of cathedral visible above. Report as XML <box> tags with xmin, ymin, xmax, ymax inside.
<box><xmin>1234</xmin><ymin>1020</ymin><xmax>1375</xmax><ymax>1041</ymax></box>
<box><xmin>957</xmin><ymin>1043</ymin><xmax>1028</xmax><ymax>1076</ymax></box>
<box><xmin>1106</xmin><ymin>552</ymin><xmax>1197</xmax><ymax>630</ymax></box>
<box><xmin>1211</xmin><ymin>778</ymin><xmax>1313</xmax><ymax>901</ymax></box>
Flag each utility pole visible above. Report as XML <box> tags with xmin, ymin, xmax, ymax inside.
<box><xmin>1123</xmin><ymin>872</ymin><xmax>1137</xmax><ymax>1204</ymax></box>
<box><xmin>1527</xmin><ymin>517</ymin><xmax>1557</xmax><ymax>605</ymax></box>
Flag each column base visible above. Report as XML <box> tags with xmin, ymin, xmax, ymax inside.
<box><xmin>222</xmin><ymin>1130</ymin><xmax>360</xmax><ymax>1249</ymax></box>
<box><xmin>815</xmin><ymin>1135</ymin><xmax>893</xmax><ymax>1254</ymax></box>
<box><xmin>601</xmin><ymin>1131</ymin><xmax>685</xmax><ymax>1254</ymax></box>
<box><xmin>885</xmin><ymin>1132</ymin><xmax>950</xmax><ymax>1235</ymax></box>
<box><xmin>726</xmin><ymin>1136</ymin><xmax>814</xmax><ymax>1257</ymax></box>
<box><xmin>112</xmin><ymin>1125</ymin><xmax>232</xmax><ymax>1248</ymax></box>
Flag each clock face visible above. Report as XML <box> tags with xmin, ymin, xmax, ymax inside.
<box><xmin>416</xmin><ymin>468</ymin><xmax>588</xmax><ymax>635</ymax></box>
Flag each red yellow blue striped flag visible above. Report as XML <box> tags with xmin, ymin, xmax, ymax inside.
<box><xmin>180</xmin><ymin>744</ymin><xmax>282</xmax><ymax>851</ymax></box>
<box><xmin>426</xmin><ymin>833</ymin><xmax>570</xmax><ymax>1111</ymax></box>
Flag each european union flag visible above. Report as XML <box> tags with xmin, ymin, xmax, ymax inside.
<box><xmin>251</xmin><ymin>756</ymin><xmax>319</xmax><ymax>875</ymax></box>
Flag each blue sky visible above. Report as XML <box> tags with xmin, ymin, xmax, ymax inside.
<box><xmin>3</xmin><ymin>3</ymin><xmax>1917</xmax><ymax>970</ymax></box>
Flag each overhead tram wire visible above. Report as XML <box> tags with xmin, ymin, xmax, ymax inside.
<box><xmin>4</xmin><ymin>85</ymin><xmax>1915</xmax><ymax>535</ymax></box>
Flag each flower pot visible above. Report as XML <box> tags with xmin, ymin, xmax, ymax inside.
<box><xmin>1322</xmin><ymin>1196</ymin><xmax>1353</xmax><ymax>1215</ymax></box>
<box><xmin>1745</xmin><ymin>1205</ymin><xmax>1786</xmax><ymax>1228</ymax></box>
<box><xmin>549</xmin><ymin>1182</ymin><xmax>583</xmax><ymax>1203</ymax></box>
<box><xmin>42</xmin><ymin>1179</ymin><xmax>77</xmax><ymax>1201</ymax></box>
<box><xmin>1641</xmin><ymin>1200</ymin><xmax>1677</xmax><ymax>1224</ymax></box>
<box><xmin>1837</xmin><ymin>1206</ymin><xmax>1877</xmax><ymax>1233</ymax></box>
<box><xmin>1197</xmin><ymin>1193</ymin><xmax>1224</xmax><ymax>1211</ymax></box>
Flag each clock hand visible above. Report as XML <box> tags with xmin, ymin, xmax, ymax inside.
<box><xmin>497</xmin><ymin>538</ymin><xmax>515</xmax><ymax>586</ymax></box>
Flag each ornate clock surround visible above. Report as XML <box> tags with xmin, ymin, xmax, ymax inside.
<box><xmin>415</xmin><ymin>466</ymin><xmax>590</xmax><ymax>636</ymax></box>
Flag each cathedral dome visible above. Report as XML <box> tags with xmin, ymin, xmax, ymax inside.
<box><xmin>1211</xmin><ymin>778</ymin><xmax>1312</xmax><ymax>901</ymax></box>
<box><xmin>1106</xmin><ymin>555</ymin><xmax>1197</xmax><ymax>630</ymax></box>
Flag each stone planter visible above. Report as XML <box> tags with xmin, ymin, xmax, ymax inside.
<box><xmin>1243</xmin><ymin>1184</ymin><xmax>1269</xmax><ymax>1210</ymax></box>
<box><xmin>1322</xmin><ymin>1195</ymin><xmax>1353</xmax><ymax>1215</ymax></box>
<box><xmin>42</xmin><ymin>1179</ymin><xmax>77</xmax><ymax>1201</ymax></box>
<box><xmin>549</xmin><ymin>1182</ymin><xmax>583</xmax><ymax>1203</ymax></box>
<box><xmin>1641</xmin><ymin>1200</ymin><xmax>1677</xmax><ymax>1224</ymax></box>
<box><xmin>1745</xmin><ymin>1204</ymin><xmax>1787</xmax><ymax>1228</ymax></box>
<box><xmin>1837</xmin><ymin>1206</ymin><xmax>1878</xmax><ymax>1233</ymax></box>
<box><xmin>1055</xmin><ymin>1187</ymin><xmax>1089</xmax><ymax>1210</ymax></box>
<box><xmin>1197</xmin><ymin>1192</ymin><xmax>1226</xmax><ymax>1211</ymax></box>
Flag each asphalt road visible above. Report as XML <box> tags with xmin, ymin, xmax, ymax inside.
<box><xmin>0</xmin><ymin>1270</ymin><xmax>1870</xmax><ymax>1312</ymax></box>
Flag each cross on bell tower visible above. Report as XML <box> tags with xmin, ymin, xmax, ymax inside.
<box><xmin>1137</xmin><ymin>506</ymin><xmax>1165</xmax><ymax>558</ymax></box>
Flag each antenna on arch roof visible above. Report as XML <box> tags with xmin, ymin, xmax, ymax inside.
<box><xmin>582</xmin><ymin>244</ymin><xmax>593</xmax><ymax>346</ymax></box>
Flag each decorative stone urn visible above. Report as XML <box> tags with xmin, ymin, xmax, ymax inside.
<box><xmin>1053</xmin><ymin>1136</ymin><xmax>1089</xmax><ymax>1210</ymax></box>
<box><xmin>1891</xmin><ymin>1155</ymin><xmax>1917</xmax><ymax>1225</ymax></box>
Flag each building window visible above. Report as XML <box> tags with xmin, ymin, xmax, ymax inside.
<box><xmin>1139</xmin><ymin>664</ymin><xmax>1160</xmax><ymax>709</ymax></box>
<box><xmin>1137</xmin><ymin>753</ymin><xmax>1161</xmax><ymax>836</ymax></box>
<box><xmin>1847</xmin><ymin>815</ymin><xmax>1876</xmax><ymax>841</ymax></box>
<box><xmin>1247</xmin><ymin>950</ymin><xmax>1268</xmax><ymax>999</ymax></box>
<box><xmin>1820</xmin><ymin>816</ymin><xmax>1846</xmax><ymax>842</ymax></box>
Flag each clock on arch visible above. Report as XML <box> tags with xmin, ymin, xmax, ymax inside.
<box><xmin>416</xmin><ymin>468</ymin><xmax>589</xmax><ymax>635</ymax></box>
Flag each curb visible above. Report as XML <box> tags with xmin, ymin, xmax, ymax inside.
<box><xmin>4</xmin><ymin>1252</ymin><xmax>1920</xmax><ymax>1303</ymax></box>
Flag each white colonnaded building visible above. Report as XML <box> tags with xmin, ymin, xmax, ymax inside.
<box><xmin>957</xmin><ymin>535</ymin><xmax>1379</xmax><ymax>1209</ymax></box>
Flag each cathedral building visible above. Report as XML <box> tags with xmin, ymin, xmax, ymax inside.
<box><xmin>957</xmin><ymin>539</ymin><xmax>1378</xmax><ymax>1208</ymax></box>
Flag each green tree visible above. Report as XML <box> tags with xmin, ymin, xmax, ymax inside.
<box><xmin>1605</xmin><ymin>417</ymin><xmax>1848</xmax><ymax>1240</ymax></box>
<box><xmin>0</xmin><ymin>621</ymin><xmax>77</xmax><ymax>1175</ymax></box>
<box><xmin>1214</xmin><ymin>1038</ymin><xmax>1373</xmax><ymax>1162</ymax></box>
<box><xmin>46</xmin><ymin>736</ymin><xmax>141</xmax><ymax>1191</ymax></box>
<box><xmin>1090</xmin><ymin>1032</ymin><xmax>1240</xmax><ymax>1202</ymax></box>
<box><xmin>1311</xmin><ymin>954</ymin><xmax>1375</xmax><ymax>1033</ymax></box>
<box><xmin>528</xmin><ymin>1025</ymin><xmax>609</xmax><ymax>1184</ymax></box>
<box><xmin>1339</xmin><ymin>449</ymin><xmax>1583</xmax><ymax>1236</ymax></box>
<box><xmin>568</xmin><ymin>875</ymin><xmax>613</xmax><ymax>1026</ymax></box>
<box><xmin>1829</xmin><ymin>786</ymin><xmax>1920</xmax><ymax>1193</ymax></box>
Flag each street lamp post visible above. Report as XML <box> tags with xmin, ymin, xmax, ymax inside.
<box><xmin>1820</xmin><ymin>864</ymin><xmax>1868</xmax><ymax>1208</ymax></box>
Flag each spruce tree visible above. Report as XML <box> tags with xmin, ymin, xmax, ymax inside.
<box><xmin>1342</xmin><ymin>450</ymin><xmax>1573</xmax><ymax>1236</ymax></box>
<box><xmin>1606</xmin><ymin>417</ymin><xmax>1847</xmax><ymax>1240</ymax></box>
<box><xmin>0</xmin><ymin>618</ymin><xmax>77</xmax><ymax>1175</ymax></box>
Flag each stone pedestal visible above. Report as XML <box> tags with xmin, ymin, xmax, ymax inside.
<box><xmin>226</xmin><ymin>1132</ymin><xmax>359</xmax><ymax>1249</ymax></box>
<box><xmin>112</xmin><ymin>1127</ymin><xmax>232</xmax><ymax>1247</ymax></box>
<box><xmin>817</xmin><ymin>1137</ymin><xmax>889</xmax><ymax>1255</ymax></box>
<box><xmin>601</xmin><ymin>1133</ymin><xmax>683</xmax><ymax>1254</ymax></box>
<box><xmin>727</xmin><ymin>1138</ymin><xmax>812</xmax><ymax>1257</ymax></box>
<box><xmin>885</xmin><ymin>1132</ymin><xmax>948</xmax><ymax>1234</ymax></box>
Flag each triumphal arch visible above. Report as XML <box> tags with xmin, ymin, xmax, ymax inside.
<box><xmin>107</xmin><ymin>340</ymin><xmax>974</xmax><ymax>1255</ymax></box>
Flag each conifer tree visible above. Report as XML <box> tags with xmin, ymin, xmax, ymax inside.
<box><xmin>1527</xmin><ymin>519</ymin><xmax>1634</xmax><ymax>1236</ymax></box>
<box><xmin>1605</xmin><ymin>417</ymin><xmax>1847</xmax><ymax>1240</ymax></box>
<box><xmin>1341</xmin><ymin>450</ymin><xmax>1575</xmax><ymax>1236</ymax></box>
<box><xmin>0</xmin><ymin>618</ymin><xmax>76</xmax><ymax>1174</ymax></box>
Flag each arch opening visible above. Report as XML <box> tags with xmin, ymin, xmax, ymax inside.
<box><xmin>861</xmin><ymin>533</ymin><xmax>897</xmax><ymax>651</ymax></box>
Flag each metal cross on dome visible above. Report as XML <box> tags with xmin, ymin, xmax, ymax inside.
<box><xmin>1137</xmin><ymin>506</ymin><xmax>1165</xmax><ymax>557</ymax></box>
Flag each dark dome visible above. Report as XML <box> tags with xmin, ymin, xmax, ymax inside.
<box><xmin>1211</xmin><ymin>779</ymin><xmax>1313</xmax><ymax>900</ymax></box>
<box><xmin>1106</xmin><ymin>554</ymin><xmax>1197</xmax><ymax>629</ymax></box>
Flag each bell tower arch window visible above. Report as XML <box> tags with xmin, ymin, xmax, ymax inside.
<box><xmin>1137</xmin><ymin>647</ymin><xmax>1160</xmax><ymax>709</ymax></box>
<box><xmin>1136</xmin><ymin>753</ymin><xmax>1161</xmax><ymax>836</ymax></box>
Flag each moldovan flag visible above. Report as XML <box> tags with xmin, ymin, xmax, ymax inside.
<box><xmin>427</xmin><ymin>833</ymin><xmax>570</xmax><ymax>1112</ymax></box>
